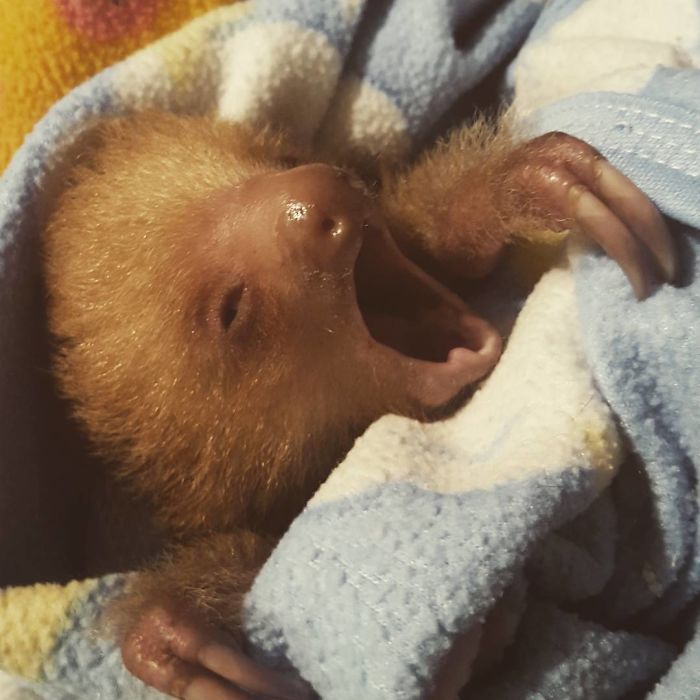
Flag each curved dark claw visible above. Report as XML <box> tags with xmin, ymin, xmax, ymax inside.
<box><xmin>571</xmin><ymin>184</ymin><xmax>651</xmax><ymax>299</ymax></box>
<box><xmin>511</xmin><ymin>132</ymin><xmax>678</xmax><ymax>299</ymax></box>
<box><xmin>593</xmin><ymin>159</ymin><xmax>676</xmax><ymax>283</ymax></box>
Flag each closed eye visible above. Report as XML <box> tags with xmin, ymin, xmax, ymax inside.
<box><xmin>278</xmin><ymin>155</ymin><xmax>301</xmax><ymax>169</ymax></box>
<box><xmin>219</xmin><ymin>285</ymin><xmax>245</xmax><ymax>331</ymax></box>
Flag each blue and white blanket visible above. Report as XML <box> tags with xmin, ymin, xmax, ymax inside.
<box><xmin>1</xmin><ymin>0</ymin><xmax>699</xmax><ymax>698</ymax></box>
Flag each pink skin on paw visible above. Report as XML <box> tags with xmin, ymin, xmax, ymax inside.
<box><xmin>505</xmin><ymin>132</ymin><xmax>677</xmax><ymax>300</ymax></box>
<box><xmin>121</xmin><ymin>603</ymin><xmax>312</xmax><ymax>700</ymax></box>
<box><xmin>53</xmin><ymin>0</ymin><xmax>161</xmax><ymax>42</ymax></box>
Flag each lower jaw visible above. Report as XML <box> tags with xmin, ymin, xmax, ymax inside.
<box><xmin>353</xmin><ymin>225</ymin><xmax>503</xmax><ymax>410</ymax></box>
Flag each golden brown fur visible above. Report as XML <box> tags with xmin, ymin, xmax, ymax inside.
<box><xmin>46</xmin><ymin>113</ymin><xmax>528</xmax><ymax>537</ymax></box>
<box><xmin>40</xmin><ymin>108</ymin><xmax>674</xmax><ymax>699</ymax></box>
<box><xmin>107</xmin><ymin>531</ymin><xmax>273</xmax><ymax>642</ymax></box>
<box><xmin>43</xmin><ymin>111</ymin><xmax>553</xmax><ymax>697</ymax></box>
<box><xmin>382</xmin><ymin>116</ymin><xmax>555</xmax><ymax>284</ymax></box>
<box><xmin>45</xmin><ymin>116</ymin><xmax>379</xmax><ymax>535</ymax></box>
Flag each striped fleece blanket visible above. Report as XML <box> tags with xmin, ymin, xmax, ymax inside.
<box><xmin>0</xmin><ymin>1</ymin><xmax>699</xmax><ymax>698</ymax></box>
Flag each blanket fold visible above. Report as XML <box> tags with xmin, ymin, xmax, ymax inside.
<box><xmin>1</xmin><ymin>0</ymin><xmax>699</xmax><ymax>698</ymax></box>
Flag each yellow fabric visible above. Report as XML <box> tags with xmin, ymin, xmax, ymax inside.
<box><xmin>0</xmin><ymin>579</ymin><xmax>94</xmax><ymax>680</ymax></box>
<box><xmin>504</xmin><ymin>232</ymin><xmax>568</xmax><ymax>290</ymax></box>
<box><xmin>0</xmin><ymin>0</ymin><xmax>236</xmax><ymax>172</ymax></box>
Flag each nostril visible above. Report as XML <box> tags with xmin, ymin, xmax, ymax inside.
<box><xmin>320</xmin><ymin>216</ymin><xmax>347</xmax><ymax>238</ymax></box>
<box><xmin>321</xmin><ymin>217</ymin><xmax>336</xmax><ymax>233</ymax></box>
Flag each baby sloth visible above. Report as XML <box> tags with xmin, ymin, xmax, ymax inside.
<box><xmin>44</xmin><ymin>112</ymin><xmax>676</xmax><ymax>700</ymax></box>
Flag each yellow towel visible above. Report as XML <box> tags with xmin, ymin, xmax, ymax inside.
<box><xmin>0</xmin><ymin>0</ymin><xmax>235</xmax><ymax>172</ymax></box>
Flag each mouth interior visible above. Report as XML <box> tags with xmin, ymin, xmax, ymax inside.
<box><xmin>353</xmin><ymin>231</ymin><xmax>482</xmax><ymax>363</ymax></box>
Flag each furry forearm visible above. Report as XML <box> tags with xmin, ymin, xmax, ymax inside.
<box><xmin>111</xmin><ymin>530</ymin><xmax>274</xmax><ymax>639</ymax></box>
<box><xmin>381</xmin><ymin>120</ymin><xmax>517</xmax><ymax>281</ymax></box>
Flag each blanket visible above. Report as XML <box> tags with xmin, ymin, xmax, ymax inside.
<box><xmin>0</xmin><ymin>0</ymin><xmax>234</xmax><ymax>172</ymax></box>
<box><xmin>1</xmin><ymin>0</ymin><xmax>699</xmax><ymax>698</ymax></box>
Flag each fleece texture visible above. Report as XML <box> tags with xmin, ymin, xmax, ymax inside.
<box><xmin>0</xmin><ymin>0</ymin><xmax>235</xmax><ymax>172</ymax></box>
<box><xmin>0</xmin><ymin>0</ymin><xmax>698</xmax><ymax>698</ymax></box>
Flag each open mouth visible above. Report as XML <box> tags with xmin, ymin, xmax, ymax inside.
<box><xmin>353</xmin><ymin>225</ymin><xmax>502</xmax><ymax>408</ymax></box>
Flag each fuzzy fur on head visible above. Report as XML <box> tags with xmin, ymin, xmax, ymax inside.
<box><xmin>44</xmin><ymin>113</ymin><xmax>381</xmax><ymax>535</ymax></box>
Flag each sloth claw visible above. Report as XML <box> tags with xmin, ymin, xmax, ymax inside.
<box><xmin>594</xmin><ymin>159</ymin><xmax>677</xmax><ymax>284</ymax></box>
<box><xmin>121</xmin><ymin>604</ymin><xmax>311</xmax><ymax>700</ymax></box>
<box><xmin>510</xmin><ymin>132</ymin><xmax>677</xmax><ymax>299</ymax></box>
<box><xmin>572</xmin><ymin>186</ymin><xmax>650</xmax><ymax>300</ymax></box>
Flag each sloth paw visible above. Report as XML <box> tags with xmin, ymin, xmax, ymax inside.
<box><xmin>506</xmin><ymin>131</ymin><xmax>677</xmax><ymax>299</ymax></box>
<box><xmin>121</xmin><ymin>603</ymin><xmax>312</xmax><ymax>700</ymax></box>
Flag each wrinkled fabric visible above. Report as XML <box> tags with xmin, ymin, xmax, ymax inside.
<box><xmin>0</xmin><ymin>0</ymin><xmax>699</xmax><ymax>698</ymax></box>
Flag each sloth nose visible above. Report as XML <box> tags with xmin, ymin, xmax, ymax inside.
<box><xmin>284</xmin><ymin>200</ymin><xmax>360</xmax><ymax>239</ymax></box>
<box><xmin>283</xmin><ymin>208</ymin><xmax>370</xmax><ymax>272</ymax></box>
<box><xmin>279</xmin><ymin>163</ymin><xmax>371</xmax><ymax>244</ymax></box>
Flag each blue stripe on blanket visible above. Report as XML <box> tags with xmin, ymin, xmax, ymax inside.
<box><xmin>246</xmin><ymin>468</ymin><xmax>603</xmax><ymax>699</ymax></box>
<box><xmin>2</xmin><ymin>1</ymin><xmax>700</xmax><ymax>698</ymax></box>
<box><xmin>241</xmin><ymin>0</ymin><xmax>366</xmax><ymax>54</ymax></box>
<box><xmin>524</xmin><ymin>70</ymin><xmax>700</xmax><ymax>627</ymax></box>
<box><xmin>478</xmin><ymin>602</ymin><xmax>675</xmax><ymax>700</ymax></box>
<box><xmin>574</xmin><ymin>228</ymin><xmax>700</xmax><ymax>624</ymax></box>
<box><xmin>346</xmin><ymin>0</ymin><xmax>542</xmax><ymax>140</ymax></box>
<box><xmin>529</xmin><ymin>88</ymin><xmax>700</xmax><ymax>230</ymax></box>
<box><xmin>0</xmin><ymin>73</ymin><xmax>115</xmax><ymax>267</ymax></box>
